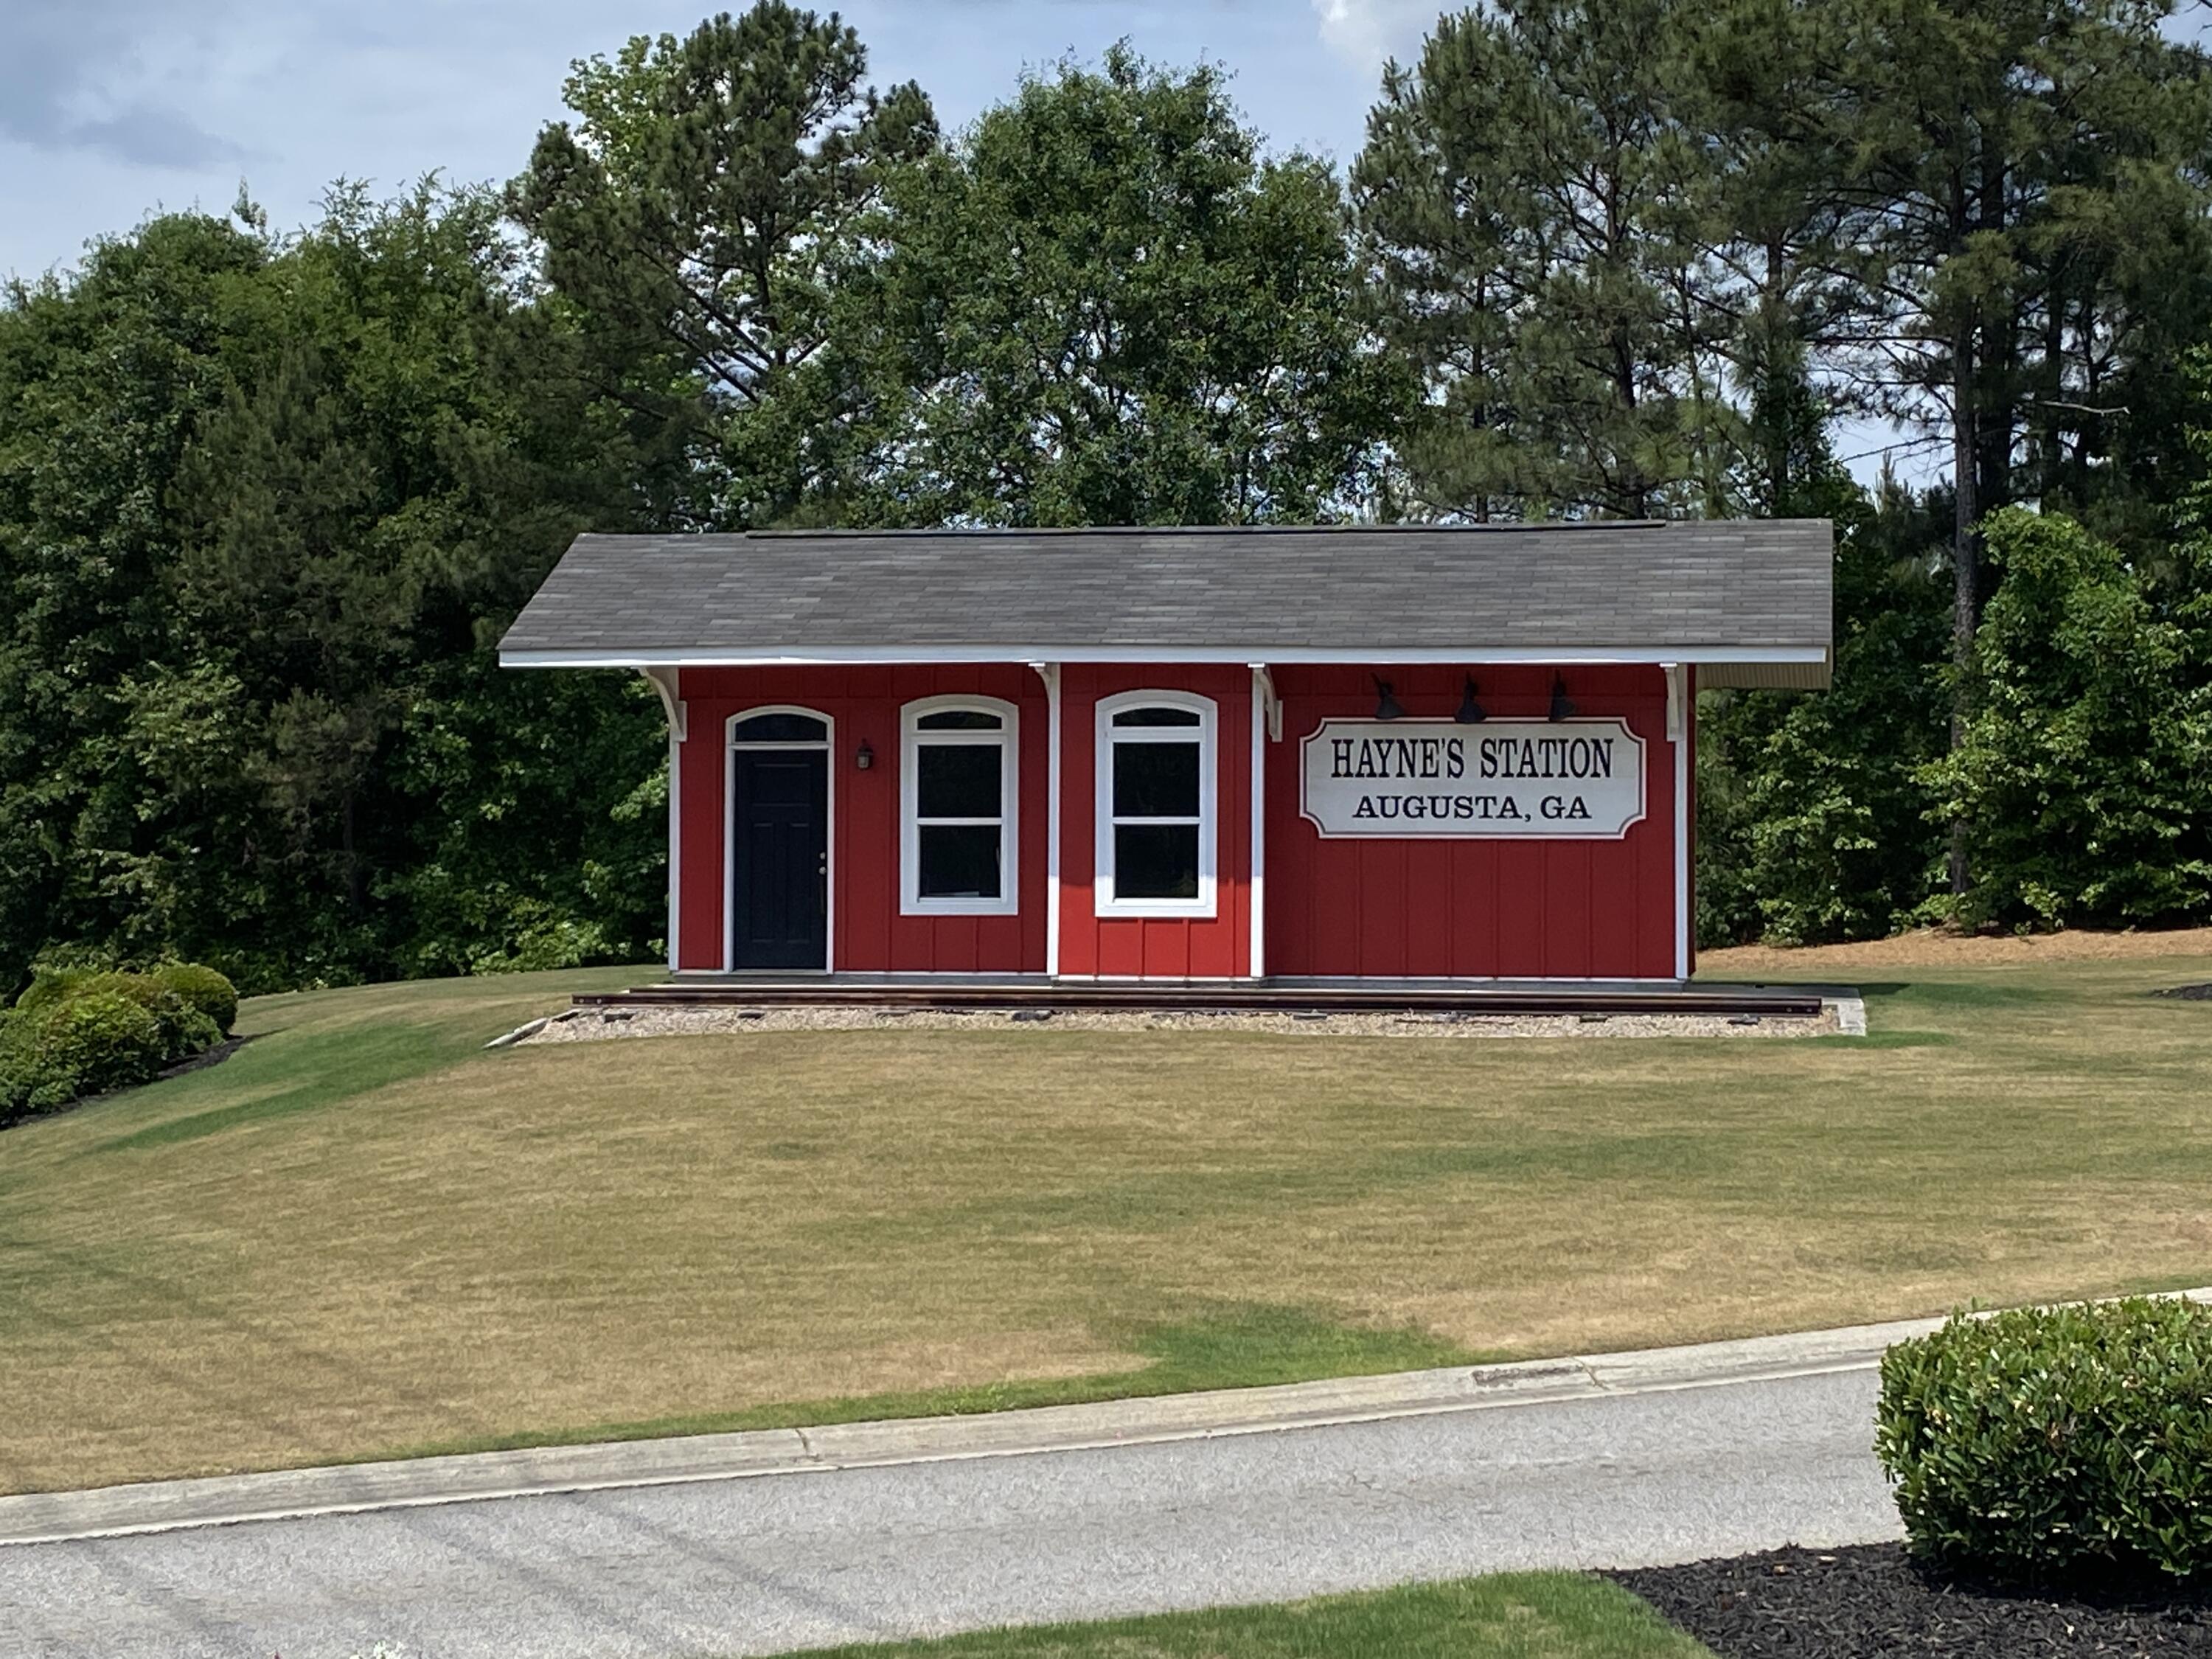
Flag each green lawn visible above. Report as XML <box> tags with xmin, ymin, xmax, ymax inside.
<box><xmin>760</xmin><ymin>1574</ymin><xmax>1711</xmax><ymax>1659</ymax></box>
<box><xmin>3</xmin><ymin>947</ymin><xmax>2209</xmax><ymax>1493</ymax></box>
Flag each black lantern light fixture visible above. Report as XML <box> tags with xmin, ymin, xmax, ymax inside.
<box><xmin>1548</xmin><ymin>674</ymin><xmax>1576</xmax><ymax>723</ymax></box>
<box><xmin>855</xmin><ymin>739</ymin><xmax>875</xmax><ymax>771</ymax></box>
<box><xmin>1372</xmin><ymin>676</ymin><xmax>1407</xmax><ymax>721</ymax></box>
<box><xmin>1455</xmin><ymin>675</ymin><xmax>1487</xmax><ymax>724</ymax></box>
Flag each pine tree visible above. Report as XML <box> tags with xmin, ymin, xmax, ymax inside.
<box><xmin>1352</xmin><ymin>0</ymin><xmax>1728</xmax><ymax>520</ymax></box>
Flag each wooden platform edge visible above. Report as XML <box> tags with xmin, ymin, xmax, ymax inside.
<box><xmin>571</xmin><ymin>984</ymin><xmax>1831</xmax><ymax>1018</ymax></box>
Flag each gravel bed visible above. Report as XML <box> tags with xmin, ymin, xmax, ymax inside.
<box><xmin>519</xmin><ymin>1003</ymin><xmax>1839</xmax><ymax>1045</ymax></box>
<box><xmin>1610</xmin><ymin>1543</ymin><xmax>2212</xmax><ymax>1657</ymax></box>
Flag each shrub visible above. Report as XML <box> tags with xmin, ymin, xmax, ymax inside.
<box><xmin>14</xmin><ymin>965</ymin><xmax>98</xmax><ymax>1015</ymax></box>
<box><xmin>1877</xmin><ymin>1298</ymin><xmax>2212</xmax><ymax>1586</ymax></box>
<box><xmin>69</xmin><ymin>973</ymin><xmax>219</xmax><ymax>1063</ymax></box>
<box><xmin>152</xmin><ymin>962</ymin><xmax>240</xmax><ymax>1035</ymax></box>
<box><xmin>0</xmin><ymin>963</ymin><xmax>234</xmax><ymax>1127</ymax></box>
<box><xmin>18</xmin><ymin>989</ymin><xmax>170</xmax><ymax>1107</ymax></box>
<box><xmin>0</xmin><ymin>1011</ymin><xmax>37</xmax><ymax>1125</ymax></box>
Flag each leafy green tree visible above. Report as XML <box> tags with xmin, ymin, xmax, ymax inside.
<box><xmin>0</xmin><ymin>214</ymin><xmax>268</xmax><ymax>985</ymax></box>
<box><xmin>0</xmin><ymin>189</ymin><xmax>665</xmax><ymax>992</ymax></box>
<box><xmin>1924</xmin><ymin>508</ymin><xmax>2212</xmax><ymax>928</ymax></box>
<box><xmin>510</xmin><ymin>4</ymin><xmax>937</xmax><ymax>529</ymax></box>
<box><xmin>852</xmin><ymin>47</ymin><xmax>1410</xmax><ymax>526</ymax></box>
<box><xmin>1698</xmin><ymin>473</ymin><xmax>1952</xmax><ymax>944</ymax></box>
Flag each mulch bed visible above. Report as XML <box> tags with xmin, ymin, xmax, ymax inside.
<box><xmin>1609</xmin><ymin>1543</ymin><xmax>2212</xmax><ymax>1656</ymax></box>
<box><xmin>153</xmin><ymin>1032</ymin><xmax>254</xmax><ymax>1079</ymax></box>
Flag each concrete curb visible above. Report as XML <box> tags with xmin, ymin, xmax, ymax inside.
<box><xmin>6</xmin><ymin>1288</ymin><xmax>2205</xmax><ymax>1548</ymax></box>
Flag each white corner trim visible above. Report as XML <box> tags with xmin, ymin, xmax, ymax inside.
<box><xmin>899</xmin><ymin>695</ymin><xmax>1020</xmax><ymax>917</ymax></box>
<box><xmin>1249</xmin><ymin>667</ymin><xmax>1267</xmax><ymax>979</ymax></box>
<box><xmin>666</xmin><ymin>726</ymin><xmax>681</xmax><ymax>974</ymax></box>
<box><xmin>1093</xmin><ymin>689</ymin><xmax>1219</xmax><ymax>919</ymax></box>
<box><xmin>650</xmin><ymin>669</ymin><xmax>689</xmax><ymax>973</ymax></box>
<box><xmin>1034</xmin><ymin>663</ymin><xmax>1062</xmax><ymax>976</ymax></box>
<box><xmin>1668</xmin><ymin>665</ymin><xmax>1690</xmax><ymax>982</ymax></box>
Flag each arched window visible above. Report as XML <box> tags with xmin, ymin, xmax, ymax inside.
<box><xmin>1095</xmin><ymin>691</ymin><xmax>1216</xmax><ymax>917</ymax></box>
<box><xmin>901</xmin><ymin>697</ymin><xmax>1019</xmax><ymax>915</ymax></box>
<box><xmin>730</xmin><ymin>711</ymin><xmax>828</xmax><ymax>745</ymax></box>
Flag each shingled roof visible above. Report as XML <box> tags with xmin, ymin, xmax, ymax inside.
<box><xmin>498</xmin><ymin>521</ymin><xmax>1834</xmax><ymax>689</ymax></box>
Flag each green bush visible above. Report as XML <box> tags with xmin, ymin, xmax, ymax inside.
<box><xmin>14</xmin><ymin>965</ymin><xmax>98</xmax><ymax>1015</ymax></box>
<box><xmin>0</xmin><ymin>961</ymin><xmax>234</xmax><ymax>1126</ymax></box>
<box><xmin>32</xmin><ymin>988</ymin><xmax>172</xmax><ymax>1096</ymax></box>
<box><xmin>1877</xmin><ymin>1298</ymin><xmax>2212</xmax><ymax>1586</ymax></box>
<box><xmin>0</xmin><ymin>1011</ymin><xmax>37</xmax><ymax>1123</ymax></box>
<box><xmin>69</xmin><ymin>973</ymin><xmax>219</xmax><ymax>1063</ymax></box>
<box><xmin>0</xmin><ymin>990</ymin><xmax>170</xmax><ymax>1123</ymax></box>
<box><xmin>151</xmin><ymin>962</ymin><xmax>239</xmax><ymax>1035</ymax></box>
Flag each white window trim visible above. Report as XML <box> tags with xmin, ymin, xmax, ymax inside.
<box><xmin>1094</xmin><ymin>689</ymin><xmax>1217</xmax><ymax>919</ymax></box>
<box><xmin>901</xmin><ymin>695</ymin><xmax>1020</xmax><ymax>917</ymax></box>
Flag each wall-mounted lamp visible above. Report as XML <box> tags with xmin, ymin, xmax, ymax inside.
<box><xmin>1455</xmin><ymin>675</ymin><xmax>1487</xmax><ymax>724</ymax></box>
<box><xmin>855</xmin><ymin>739</ymin><xmax>874</xmax><ymax>771</ymax></box>
<box><xmin>1548</xmin><ymin>675</ymin><xmax>1576</xmax><ymax>723</ymax></box>
<box><xmin>1372</xmin><ymin>676</ymin><xmax>1406</xmax><ymax>721</ymax></box>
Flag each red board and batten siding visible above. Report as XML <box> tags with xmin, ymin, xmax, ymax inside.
<box><xmin>1262</xmin><ymin>665</ymin><xmax>1684</xmax><ymax>981</ymax></box>
<box><xmin>670</xmin><ymin>660</ymin><xmax>1687</xmax><ymax>981</ymax></box>
<box><xmin>673</xmin><ymin>665</ymin><xmax>1049</xmax><ymax>974</ymax></box>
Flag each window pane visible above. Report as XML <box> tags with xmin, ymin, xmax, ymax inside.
<box><xmin>919</xmin><ymin>824</ymin><xmax>1002</xmax><ymax>899</ymax></box>
<box><xmin>917</xmin><ymin>742</ymin><xmax>1001</xmax><ymax>820</ymax></box>
<box><xmin>1115</xmin><ymin>824</ymin><xmax>1200</xmax><ymax>900</ymax></box>
<box><xmin>732</xmin><ymin>712</ymin><xmax>826</xmax><ymax>742</ymax></box>
<box><xmin>1113</xmin><ymin>740</ymin><xmax>1200</xmax><ymax>818</ymax></box>
<box><xmin>917</xmin><ymin>709</ymin><xmax>1001</xmax><ymax>731</ymax></box>
<box><xmin>1113</xmin><ymin>706</ymin><xmax>1200</xmax><ymax>727</ymax></box>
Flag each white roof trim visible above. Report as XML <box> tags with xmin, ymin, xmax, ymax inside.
<box><xmin>501</xmin><ymin>644</ymin><xmax>1830</xmax><ymax>669</ymax></box>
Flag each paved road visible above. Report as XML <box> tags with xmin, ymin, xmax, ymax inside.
<box><xmin>4</xmin><ymin>1367</ymin><xmax>1897</xmax><ymax>1659</ymax></box>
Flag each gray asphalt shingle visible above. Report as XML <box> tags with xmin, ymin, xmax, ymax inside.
<box><xmin>497</xmin><ymin>522</ymin><xmax>1833</xmax><ymax>681</ymax></box>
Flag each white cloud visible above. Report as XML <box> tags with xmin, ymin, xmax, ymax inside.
<box><xmin>1309</xmin><ymin>0</ymin><xmax>1433</xmax><ymax>72</ymax></box>
<box><xmin>0</xmin><ymin>0</ymin><xmax>246</xmax><ymax>167</ymax></box>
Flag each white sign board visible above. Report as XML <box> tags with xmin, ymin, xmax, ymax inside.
<box><xmin>1299</xmin><ymin>719</ymin><xmax>1648</xmax><ymax>840</ymax></box>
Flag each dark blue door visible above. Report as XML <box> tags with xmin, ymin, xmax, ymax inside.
<box><xmin>731</xmin><ymin>750</ymin><xmax>827</xmax><ymax>969</ymax></box>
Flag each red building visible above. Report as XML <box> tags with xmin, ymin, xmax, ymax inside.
<box><xmin>501</xmin><ymin>522</ymin><xmax>1832</xmax><ymax>985</ymax></box>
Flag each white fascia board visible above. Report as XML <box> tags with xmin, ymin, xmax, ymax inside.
<box><xmin>500</xmin><ymin>644</ymin><xmax>1831</xmax><ymax>669</ymax></box>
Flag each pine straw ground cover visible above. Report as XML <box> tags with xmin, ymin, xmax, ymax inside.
<box><xmin>1</xmin><ymin>939</ymin><xmax>2209</xmax><ymax>1494</ymax></box>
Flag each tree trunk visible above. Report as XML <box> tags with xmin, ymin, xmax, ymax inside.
<box><xmin>1948</xmin><ymin>320</ymin><xmax>1978</xmax><ymax>900</ymax></box>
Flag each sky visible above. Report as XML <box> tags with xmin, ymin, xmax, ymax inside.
<box><xmin>1</xmin><ymin>0</ymin><xmax>1430</xmax><ymax>284</ymax></box>
<box><xmin>1</xmin><ymin>0</ymin><xmax>2051</xmax><ymax>486</ymax></box>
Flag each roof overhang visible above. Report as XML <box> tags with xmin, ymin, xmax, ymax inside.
<box><xmin>501</xmin><ymin>644</ymin><xmax>1832</xmax><ymax>675</ymax></box>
